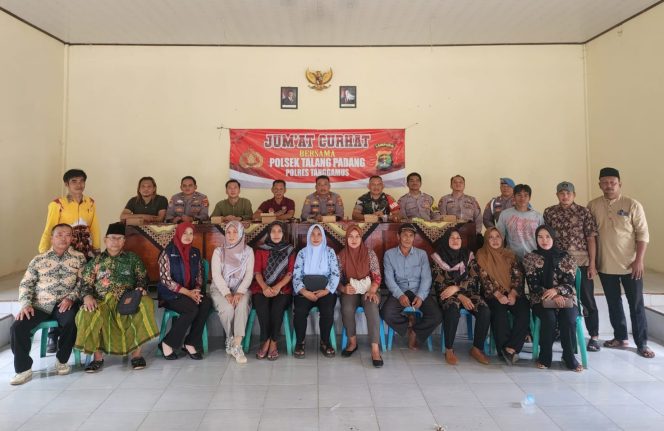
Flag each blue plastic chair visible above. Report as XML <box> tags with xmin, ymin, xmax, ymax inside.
<box><xmin>386</xmin><ymin>307</ymin><xmax>434</xmax><ymax>352</ymax></box>
<box><xmin>291</xmin><ymin>306</ymin><xmax>337</xmax><ymax>354</ymax></box>
<box><xmin>531</xmin><ymin>268</ymin><xmax>588</xmax><ymax>368</ymax></box>
<box><xmin>340</xmin><ymin>306</ymin><xmax>387</xmax><ymax>352</ymax></box>
<box><xmin>439</xmin><ymin>307</ymin><xmax>476</xmax><ymax>352</ymax></box>
<box><xmin>242</xmin><ymin>307</ymin><xmax>294</xmax><ymax>355</ymax></box>
<box><xmin>157</xmin><ymin>259</ymin><xmax>210</xmax><ymax>356</ymax></box>
<box><xmin>30</xmin><ymin>320</ymin><xmax>82</xmax><ymax>366</ymax></box>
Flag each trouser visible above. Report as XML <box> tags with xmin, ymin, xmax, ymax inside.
<box><xmin>532</xmin><ymin>303</ymin><xmax>578</xmax><ymax>368</ymax></box>
<box><xmin>441</xmin><ymin>300</ymin><xmax>491</xmax><ymax>350</ymax></box>
<box><xmin>163</xmin><ymin>295</ymin><xmax>213</xmax><ymax>351</ymax></box>
<box><xmin>487</xmin><ymin>295</ymin><xmax>530</xmax><ymax>353</ymax></box>
<box><xmin>210</xmin><ymin>289</ymin><xmax>251</xmax><ymax>339</ymax></box>
<box><xmin>293</xmin><ymin>293</ymin><xmax>337</xmax><ymax>345</ymax></box>
<box><xmin>340</xmin><ymin>293</ymin><xmax>380</xmax><ymax>345</ymax></box>
<box><xmin>11</xmin><ymin>303</ymin><xmax>79</xmax><ymax>373</ymax></box>
<box><xmin>578</xmin><ymin>266</ymin><xmax>599</xmax><ymax>337</ymax></box>
<box><xmin>252</xmin><ymin>293</ymin><xmax>292</xmax><ymax>343</ymax></box>
<box><xmin>599</xmin><ymin>272</ymin><xmax>648</xmax><ymax>348</ymax></box>
<box><xmin>380</xmin><ymin>291</ymin><xmax>442</xmax><ymax>345</ymax></box>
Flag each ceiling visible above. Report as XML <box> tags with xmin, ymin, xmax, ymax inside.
<box><xmin>1</xmin><ymin>0</ymin><xmax>661</xmax><ymax>46</ymax></box>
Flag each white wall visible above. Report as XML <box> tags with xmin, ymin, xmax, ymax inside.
<box><xmin>586</xmin><ymin>3</ymin><xmax>664</xmax><ymax>271</ymax></box>
<box><xmin>0</xmin><ymin>13</ymin><xmax>64</xmax><ymax>276</ymax></box>
<box><xmin>65</xmin><ymin>44</ymin><xmax>588</xmax><ymax>237</ymax></box>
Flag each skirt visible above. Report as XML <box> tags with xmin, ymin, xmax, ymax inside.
<box><xmin>75</xmin><ymin>293</ymin><xmax>159</xmax><ymax>355</ymax></box>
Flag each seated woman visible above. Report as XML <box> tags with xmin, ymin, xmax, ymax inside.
<box><xmin>292</xmin><ymin>224</ymin><xmax>340</xmax><ymax>359</ymax></box>
<box><xmin>157</xmin><ymin>222</ymin><xmax>213</xmax><ymax>360</ymax></box>
<box><xmin>337</xmin><ymin>224</ymin><xmax>383</xmax><ymax>367</ymax></box>
<box><xmin>120</xmin><ymin>176</ymin><xmax>168</xmax><ymax>223</ymax></box>
<box><xmin>431</xmin><ymin>228</ymin><xmax>491</xmax><ymax>365</ymax></box>
<box><xmin>250</xmin><ymin>221</ymin><xmax>295</xmax><ymax>360</ymax></box>
<box><xmin>209</xmin><ymin>220</ymin><xmax>254</xmax><ymax>364</ymax></box>
<box><xmin>75</xmin><ymin>223</ymin><xmax>159</xmax><ymax>372</ymax></box>
<box><xmin>523</xmin><ymin>225</ymin><xmax>582</xmax><ymax>372</ymax></box>
<box><xmin>476</xmin><ymin>227</ymin><xmax>530</xmax><ymax>365</ymax></box>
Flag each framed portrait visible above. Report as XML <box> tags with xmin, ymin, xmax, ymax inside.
<box><xmin>281</xmin><ymin>87</ymin><xmax>298</xmax><ymax>109</ymax></box>
<box><xmin>339</xmin><ymin>85</ymin><xmax>356</xmax><ymax>108</ymax></box>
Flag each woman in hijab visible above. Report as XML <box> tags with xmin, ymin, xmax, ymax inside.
<box><xmin>432</xmin><ymin>227</ymin><xmax>491</xmax><ymax>365</ymax></box>
<box><xmin>250</xmin><ymin>221</ymin><xmax>295</xmax><ymax>360</ymax></box>
<box><xmin>157</xmin><ymin>222</ymin><xmax>213</xmax><ymax>360</ymax></box>
<box><xmin>523</xmin><ymin>225</ymin><xmax>582</xmax><ymax>371</ymax></box>
<box><xmin>337</xmin><ymin>224</ymin><xmax>383</xmax><ymax>367</ymax></box>
<box><xmin>210</xmin><ymin>220</ymin><xmax>255</xmax><ymax>364</ymax></box>
<box><xmin>292</xmin><ymin>224</ymin><xmax>340</xmax><ymax>359</ymax></box>
<box><xmin>476</xmin><ymin>227</ymin><xmax>530</xmax><ymax>365</ymax></box>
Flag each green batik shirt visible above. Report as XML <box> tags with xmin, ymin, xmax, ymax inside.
<box><xmin>81</xmin><ymin>250</ymin><xmax>147</xmax><ymax>299</ymax></box>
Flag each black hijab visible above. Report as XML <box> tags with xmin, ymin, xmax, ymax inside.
<box><xmin>259</xmin><ymin>221</ymin><xmax>294</xmax><ymax>285</ymax></box>
<box><xmin>434</xmin><ymin>227</ymin><xmax>472</xmax><ymax>284</ymax></box>
<box><xmin>533</xmin><ymin>225</ymin><xmax>566</xmax><ymax>288</ymax></box>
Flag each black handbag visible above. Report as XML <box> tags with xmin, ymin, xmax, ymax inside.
<box><xmin>303</xmin><ymin>275</ymin><xmax>328</xmax><ymax>291</ymax></box>
<box><xmin>117</xmin><ymin>289</ymin><xmax>143</xmax><ymax>315</ymax></box>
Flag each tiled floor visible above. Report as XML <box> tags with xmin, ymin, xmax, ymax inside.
<box><xmin>0</xmin><ymin>335</ymin><xmax>663</xmax><ymax>430</ymax></box>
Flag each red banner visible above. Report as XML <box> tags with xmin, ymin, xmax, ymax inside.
<box><xmin>229</xmin><ymin>129</ymin><xmax>406</xmax><ymax>188</ymax></box>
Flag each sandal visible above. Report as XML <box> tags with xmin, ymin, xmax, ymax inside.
<box><xmin>587</xmin><ymin>339</ymin><xmax>601</xmax><ymax>352</ymax></box>
<box><xmin>85</xmin><ymin>359</ymin><xmax>104</xmax><ymax>373</ymax></box>
<box><xmin>256</xmin><ymin>342</ymin><xmax>269</xmax><ymax>360</ymax></box>
<box><xmin>294</xmin><ymin>343</ymin><xmax>305</xmax><ymax>359</ymax></box>
<box><xmin>320</xmin><ymin>342</ymin><xmax>335</xmax><ymax>358</ymax></box>
<box><xmin>638</xmin><ymin>346</ymin><xmax>656</xmax><ymax>359</ymax></box>
<box><xmin>131</xmin><ymin>356</ymin><xmax>147</xmax><ymax>370</ymax></box>
<box><xmin>535</xmin><ymin>362</ymin><xmax>548</xmax><ymax>369</ymax></box>
<box><xmin>603</xmin><ymin>338</ymin><xmax>628</xmax><ymax>349</ymax></box>
<box><xmin>267</xmin><ymin>347</ymin><xmax>279</xmax><ymax>361</ymax></box>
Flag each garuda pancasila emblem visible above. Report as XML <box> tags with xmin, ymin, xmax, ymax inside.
<box><xmin>305</xmin><ymin>68</ymin><xmax>333</xmax><ymax>91</ymax></box>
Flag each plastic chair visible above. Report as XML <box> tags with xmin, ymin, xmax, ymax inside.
<box><xmin>531</xmin><ymin>268</ymin><xmax>588</xmax><ymax>368</ymax></box>
<box><xmin>291</xmin><ymin>306</ymin><xmax>337</xmax><ymax>354</ymax></box>
<box><xmin>386</xmin><ymin>307</ymin><xmax>434</xmax><ymax>352</ymax></box>
<box><xmin>157</xmin><ymin>259</ymin><xmax>210</xmax><ymax>356</ymax></box>
<box><xmin>30</xmin><ymin>320</ymin><xmax>82</xmax><ymax>366</ymax></box>
<box><xmin>340</xmin><ymin>306</ymin><xmax>387</xmax><ymax>352</ymax></box>
<box><xmin>439</xmin><ymin>307</ymin><xmax>476</xmax><ymax>352</ymax></box>
<box><xmin>242</xmin><ymin>307</ymin><xmax>294</xmax><ymax>355</ymax></box>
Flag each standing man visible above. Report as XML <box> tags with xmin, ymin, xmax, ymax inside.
<box><xmin>165</xmin><ymin>176</ymin><xmax>210</xmax><ymax>223</ymax></box>
<box><xmin>352</xmin><ymin>175</ymin><xmax>400</xmax><ymax>222</ymax></box>
<box><xmin>588</xmin><ymin>168</ymin><xmax>653</xmax><ymax>358</ymax></box>
<box><xmin>301</xmin><ymin>175</ymin><xmax>345</xmax><ymax>221</ymax></box>
<box><xmin>397</xmin><ymin>172</ymin><xmax>437</xmax><ymax>221</ymax></box>
<box><xmin>544</xmin><ymin>181</ymin><xmax>601</xmax><ymax>351</ymax></box>
<box><xmin>438</xmin><ymin>175</ymin><xmax>483</xmax><ymax>234</ymax></box>
<box><xmin>252</xmin><ymin>179</ymin><xmax>296</xmax><ymax>220</ymax></box>
<box><xmin>380</xmin><ymin>223</ymin><xmax>442</xmax><ymax>350</ymax></box>
<box><xmin>483</xmin><ymin>177</ymin><xmax>515</xmax><ymax>229</ymax></box>
<box><xmin>211</xmin><ymin>179</ymin><xmax>253</xmax><ymax>221</ymax></box>
<box><xmin>10</xmin><ymin>224</ymin><xmax>86</xmax><ymax>385</ymax></box>
<box><xmin>496</xmin><ymin>184</ymin><xmax>544</xmax><ymax>259</ymax></box>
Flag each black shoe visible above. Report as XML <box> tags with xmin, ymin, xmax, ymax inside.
<box><xmin>181</xmin><ymin>347</ymin><xmax>203</xmax><ymax>360</ymax></box>
<box><xmin>294</xmin><ymin>343</ymin><xmax>305</xmax><ymax>359</ymax></box>
<box><xmin>587</xmin><ymin>339</ymin><xmax>601</xmax><ymax>352</ymax></box>
<box><xmin>341</xmin><ymin>346</ymin><xmax>358</xmax><ymax>358</ymax></box>
<box><xmin>47</xmin><ymin>336</ymin><xmax>58</xmax><ymax>354</ymax></box>
<box><xmin>372</xmin><ymin>357</ymin><xmax>384</xmax><ymax>368</ymax></box>
<box><xmin>85</xmin><ymin>359</ymin><xmax>104</xmax><ymax>373</ymax></box>
<box><xmin>158</xmin><ymin>342</ymin><xmax>178</xmax><ymax>360</ymax></box>
<box><xmin>501</xmin><ymin>348</ymin><xmax>516</xmax><ymax>366</ymax></box>
<box><xmin>320</xmin><ymin>342</ymin><xmax>335</xmax><ymax>358</ymax></box>
<box><xmin>131</xmin><ymin>356</ymin><xmax>147</xmax><ymax>370</ymax></box>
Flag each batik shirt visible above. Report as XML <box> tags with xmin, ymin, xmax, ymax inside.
<box><xmin>543</xmin><ymin>203</ymin><xmax>598</xmax><ymax>267</ymax></box>
<box><xmin>19</xmin><ymin>248</ymin><xmax>86</xmax><ymax>313</ymax></box>
<box><xmin>354</xmin><ymin>192</ymin><xmax>400</xmax><ymax>216</ymax></box>
<box><xmin>82</xmin><ymin>250</ymin><xmax>147</xmax><ymax>299</ymax></box>
<box><xmin>522</xmin><ymin>252</ymin><xmax>577</xmax><ymax>306</ymax></box>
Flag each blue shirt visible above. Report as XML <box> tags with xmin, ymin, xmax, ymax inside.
<box><xmin>383</xmin><ymin>246</ymin><xmax>432</xmax><ymax>300</ymax></box>
<box><xmin>292</xmin><ymin>247</ymin><xmax>340</xmax><ymax>294</ymax></box>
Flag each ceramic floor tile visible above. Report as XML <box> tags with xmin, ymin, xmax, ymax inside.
<box><xmin>269</xmin><ymin>363</ymin><xmax>318</xmax><ymax>385</ymax></box>
<box><xmin>221</xmin><ymin>363</ymin><xmax>272</xmax><ymax>385</ymax></box>
<box><xmin>470</xmin><ymin>382</ymin><xmax>526</xmax><ymax>408</ymax></box>
<box><xmin>369</xmin><ymin>383</ymin><xmax>427</xmax><ymax>408</ymax></box>
<box><xmin>152</xmin><ymin>387</ymin><xmax>215</xmax><ymax>411</ymax></box>
<box><xmin>0</xmin><ymin>412</ymin><xmax>34</xmax><ymax>431</ymax></box>
<box><xmin>318</xmin><ymin>383</ymin><xmax>373</xmax><ymax>408</ymax></box>
<box><xmin>568</xmin><ymin>380</ymin><xmax>643</xmax><ymax>405</ymax></box>
<box><xmin>118</xmin><ymin>367</ymin><xmax>179</xmax><ymax>389</ymax></box>
<box><xmin>139</xmin><ymin>410</ymin><xmax>205</xmax><ymax>431</ymax></box>
<box><xmin>374</xmin><ymin>406</ymin><xmax>437</xmax><ymax>431</ymax></box>
<box><xmin>595</xmin><ymin>403</ymin><xmax>664</xmax><ymax>429</ymax></box>
<box><xmin>41</xmin><ymin>387</ymin><xmax>111</xmax><ymax>413</ymax></box>
<box><xmin>170</xmin><ymin>365</ymin><xmax>225</xmax><ymax>387</ymax></box>
<box><xmin>540</xmin><ymin>405</ymin><xmax>621</xmax><ymax>430</ymax></box>
<box><xmin>430</xmin><ymin>405</ymin><xmax>500</xmax><ymax>431</ymax></box>
<box><xmin>97</xmin><ymin>388</ymin><xmax>164</xmax><ymax>412</ymax></box>
<box><xmin>197</xmin><ymin>408</ymin><xmax>262</xmax><ymax>431</ymax></box>
<box><xmin>485</xmin><ymin>405</ymin><xmax>562</xmax><ymax>431</ymax></box>
<box><xmin>264</xmin><ymin>384</ymin><xmax>318</xmax><ymax>409</ymax></box>
<box><xmin>516</xmin><ymin>381</ymin><xmax>589</xmax><ymax>406</ymax></box>
<box><xmin>420</xmin><ymin>382</ymin><xmax>480</xmax><ymax>407</ymax></box>
<box><xmin>0</xmin><ymin>389</ymin><xmax>61</xmax><ymax>413</ymax></box>
<box><xmin>318</xmin><ymin>407</ymin><xmax>379</xmax><ymax>431</ymax></box>
<box><xmin>16</xmin><ymin>412</ymin><xmax>86</xmax><ymax>431</ymax></box>
<box><xmin>78</xmin><ymin>411</ymin><xmax>148</xmax><ymax>431</ymax></box>
<box><xmin>258</xmin><ymin>407</ymin><xmax>319</xmax><ymax>431</ymax></box>
<box><xmin>208</xmin><ymin>384</ymin><xmax>268</xmax><ymax>410</ymax></box>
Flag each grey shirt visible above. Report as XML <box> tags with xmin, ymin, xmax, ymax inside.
<box><xmin>496</xmin><ymin>207</ymin><xmax>544</xmax><ymax>259</ymax></box>
<box><xmin>383</xmin><ymin>246</ymin><xmax>432</xmax><ymax>300</ymax></box>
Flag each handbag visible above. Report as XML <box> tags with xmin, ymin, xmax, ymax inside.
<box><xmin>349</xmin><ymin>276</ymin><xmax>372</xmax><ymax>295</ymax></box>
<box><xmin>542</xmin><ymin>297</ymin><xmax>574</xmax><ymax>309</ymax></box>
<box><xmin>117</xmin><ymin>289</ymin><xmax>143</xmax><ymax>315</ymax></box>
<box><xmin>303</xmin><ymin>275</ymin><xmax>328</xmax><ymax>291</ymax></box>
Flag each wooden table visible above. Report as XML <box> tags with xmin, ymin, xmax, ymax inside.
<box><xmin>125</xmin><ymin>221</ymin><xmax>477</xmax><ymax>283</ymax></box>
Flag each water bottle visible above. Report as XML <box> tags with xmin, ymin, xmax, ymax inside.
<box><xmin>520</xmin><ymin>394</ymin><xmax>536</xmax><ymax>408</ymax></box>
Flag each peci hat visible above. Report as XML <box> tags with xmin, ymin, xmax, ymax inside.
<box><xmin>556</xmin><ymin>181</ymin><xmax>575</xmax><ymax>193</ymax></box>
<box><xmin>398</xmin><ymin>223</ymin><xmax>417</xmax><ymax>234</ymax></box>
<box><xmin>599</xmin><ymin>167</ymin><xmax>620</xmax><ymax>179</ymax></box>
<box><xmin>106</xmin><ymin>222</ymin><xmax>126</xmax><ymax>236</ymax></box>
<box><xmin>500</xmin><ymin>177</ymin><xmax>515</xmax><ymax>188</ymax></box>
